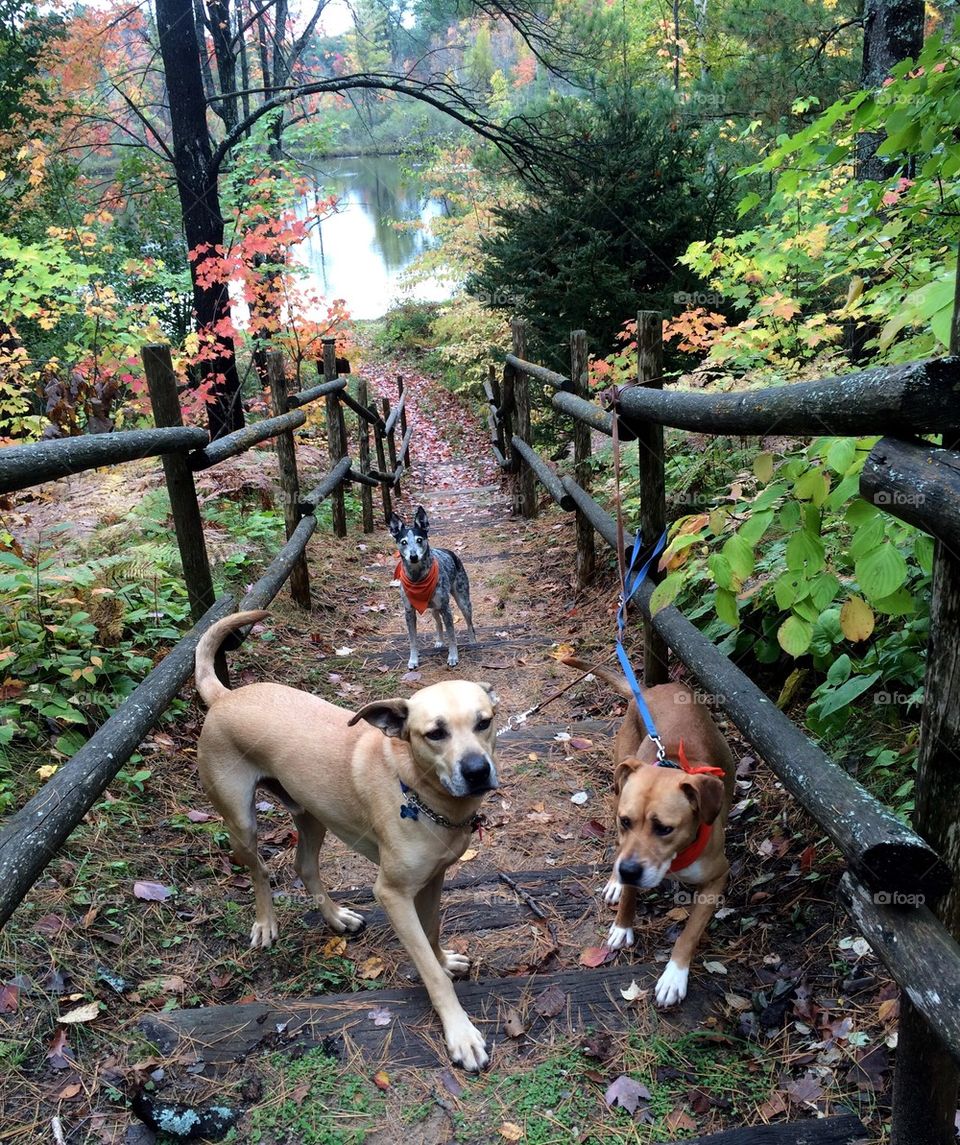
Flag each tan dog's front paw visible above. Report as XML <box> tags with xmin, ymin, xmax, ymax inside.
<box><xmin>445</xmin><ymin>1015</ymin><xmax>488</xmax><ymax>1072</ymax></box>
<box><xmin>602</xmin><ymin>878</ymin><xmax>622</xmax><ymax>905</ymax></box>
<box><xmin>654</xmin><ymin>959</ymin><xmax>689</xmax><ymax>1007</ymax></box>
<box><xmin>606</xmin><ymin>923</ymin><xmax>634</xmax><ymax>949</ymax></box>
<box><xmin>250</xmin><ymin>917</ymin><xmax>279</xmax><ymax>948</ymax></box>
<box><xmin>329</xmin><ymin>906</ymin><xmax>366</xmax><ymax>934</ymax></box>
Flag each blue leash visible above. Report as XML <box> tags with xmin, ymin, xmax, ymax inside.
<box><xmin>615</xmin><ymin>529</ymin><xmax>669</xmax><ymax>760</ymax></box>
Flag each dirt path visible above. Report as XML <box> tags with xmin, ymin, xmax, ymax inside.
<box><xmin>1</xmin><ymin>357</ymin><xmax>892</xmax><ymax>1144</ymax></box>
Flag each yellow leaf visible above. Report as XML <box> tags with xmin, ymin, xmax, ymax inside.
<box><xmin>323</xmin><ymin>937</ymin><xmax>348</xmax><ymax>958</ymax></box>
<box><xmin>753</xmin><ymin>452</ymin><xmax>774</xmax><ymax>484</ymax></box>
<box><xmin>499</xmin><ymin>1124</ymin><xmax>524</xmax><ymax>1142</ymax></box>
<box><xmin>357</xmin><ymin>956</ymin><xmax>385</xmax><ymax>980</ymax></box>
<box><xmin>840</xmin><ymin>596</ymin><xmax>875</xmax><ymax>642</ymax></box>
<box><xmin>90</xmin><ymin>656</ymin><xmax>103</xmax><ymax>667</ymax></box>
<box><xmin>459</xmin><ymin>848</ymin><xmax>478</xmax><ymax>862</ymax></box>
<box><xmin>37</xmin><ymin>764</ymin><xmax>58</xmax><ymax>781</ymax></box>
<box><xmin>372</xmin><ymin>1070</ymin><xmax>390</xmax><ymax>1090</ymax></box>
<box><xmin>60</xmin><ymin>1001</ymin><xmax>100</xmax><ymax>1024</ymax></box>
<box><xmin>551</xmin><ymin>644</ymin><xmax>575</xmax><ymax>660</ymax></box>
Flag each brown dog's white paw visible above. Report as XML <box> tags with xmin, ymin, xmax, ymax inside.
<box><xmin>446</xmin><ymin>1016</ymin><xmax>488</xmax><ymax>1072</ymax></box>
<box><xmin>329</xmin><ymin>906</ymin><xmax>366</xmax><ymax>934</ymax></box>
<box><xmin>606</xmin><ymin>923</ymin><xmax>635</xmax><ymax>950</ymax></box>
<box><xmin>440</xmin><ymin>949</ymin><xmax>471</xmax><ymax>978</ymax></box>
<box><xmin>654</xmin><ymin>959</ymin><xmax>689</xmax><ymax>1007</ymax></box>
<box><xmin>602</xmin><ymin>878</ymin><xmax>622</xmax><ymax>906</ymax></box>
<box><xmin>249</xmin><ymin>918</ymin><xmax>279</xmax><ymax>948</ymax></box>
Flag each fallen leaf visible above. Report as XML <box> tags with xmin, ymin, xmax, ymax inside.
<box><xmin>459</xmin><ymin>848</ymin><xmax>478</xmax><ymax>862</ymax></box>
<box><xmin>438</xmin><ymin>1068</ymin><xmax>463</xmax><ymax>1097</ymax></box>
<box><xmin>323</xmin><ymin>937</ymin><xmax>348</xmax><ymax>958</ymax></box>
<box><xmin>526</xmin><ymin>810</ymin><xmax>552</xmax><ymax>823</ymax></box>
<box><xmin>372</xmin><ymin>1070</ymin><xmax>390</xmax><ymax>1091</ymax></box>
<box><xmin>620</xmin><ymin>980</ymin><xmax>647</xmax><ymax>1002</ymax></box>
<box><xmin>786</xmin><ymin>1072</ymin><xmax>824</xmax><ymax>1104</ymax></box>
<box><xmin>534</xmin><ymin>984</ymin><xmax>566</xmax><ymax>1018</ymax></box>
<box><xmin>758</xmin><ymin>1090</ymin><xmax>788</xmax><ymax>1119</ymax></box>
<box><xmin>703</xmin><ymin>961</ymin><xmax>728</xmax><ymax>975</ymax></box>
<box><xmin>60</xmin><ymin>1001</ymin><xmax>100</xmax><ymax>1024</ymax></box>
<box><xmin>724</xmin><ymin>993</ymin><xmax>752</xmax><ymax>1012</ymax></box>
<box><xmin>503</xmin><ymin>1009</ymin><xmax>525</xmax><ymax>1038</ymax></box>
<box><xmin>55</xmin><ymin>1081</ymin><xmax>82</xmax><ymax>1100</ymax></box>
<box><xmin>580</xmin><ymin>945</ymin><xmax>615</xmax><ymax>968</ymax></box>
<box><xmin>499</xmin><ymin>1123</ymin><xmax>523</xmax><ymax>1141</ymax></box>
<box><xmin>569</xmin><ymin>738</ymin><xmax>593</xmax><ymax>750</ymax></box>
<box><xmin>665</xmin><ymin>1107</ymin><xmax>697</xmax><ymax>1132</ymax></box>
<box><xmin>368</xmin><ymin>1006</ymin><xmax>393</xmax><ymax>1027</ymax></box>
<box><xmin>335</xmin><ymin>646</ymin><xmax>355</xmax><ymax>656</ymax></box>
<box><xmin>47</xmin><ymin>1029</ymin><xmax>74</xmax><ymax>1070</ymax></box>
<box><xmin>605</xmin><ymin>1075</ymin><xmax>651</xmax><ymax>1114</ymax></box>
<box><xmin>0</xmin><ymin>984</ymin><xmax>18</xmax><ymax>1013</ymax></box>
<box><xmin>570</xmin><ymin>791</ymin><xmax>589</xmax><ymax>806</ymax></box>
<box><xmin>665</xmin><ymin>907</ymin><xmax>689</xmax><ymax>922</ymax></box>
<box><xmin>357</xmin><ymin>957</ymin><xmax>385</xmax><ymax>981</ymax></box>
<box><xmin>186</xmin><ymin>810</ymin><xmax>213</xmax><ymax>823</ymax></box>
<box><xmin>133</xmin><ymin>881</ymin><xmax>174</xmax><ymax>902</ymax></box>
<box><xmin>142</xmin><ymin>975</ymin><xmax>184</xmax><ymax>996</ymax></box>
<box><xmin>401</xmin><ymin>670</ymin><xmax>422</xmax><ymax>683</ymax></box>
<box><xmin>35</xmin><ymin>914</ymin><xmax>66</xmax><ymax>937</ymax></box>
<box><xmin>582</xmin><ymin>1030</ymin><xmax>614</xmax><ymax>1060</ymax></box>
<box><xmin>878</xmin><ymin>998</ymin><xmax>899</xmax><ymax>1024</ymax></box>
<box><xmin>800</xmin><ymin>843</ymin><xmax>816</xmax><ymax>872</ymax></box>
<box><xmin>37</xmin><ymin>764</ymin><xmax>58</xmax><ymax>781</ymax></box>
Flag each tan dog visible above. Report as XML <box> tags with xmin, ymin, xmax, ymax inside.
<box><xmin>563</xmin><ymin>658</ymin><xmax>734</xmax><ymax>1007</ymax></box>
<box><xmin>194</xmin><ymin>610</ymin><xmax>500</xmax><ymax>1071</ymax></box>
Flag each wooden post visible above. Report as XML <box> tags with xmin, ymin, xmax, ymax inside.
<box><xmin>397</xmin><ymin>375</ymin><xmax>411</xmax><ymax>470</ymax></box>
<box><xmin>889</xmin><ymin>256</ymin><xmax>960</xmax><ymax>1145</ymax></box>
<box><xmin>570</xmin><ymin>330</ymin><xmax>595</xmax><ymax>588</ymax></box>
<box><xmin>143</xmin><ymin>345</ymin><xmax>216</xmax><ymax>624</ymax></box>
<box><xmin>511</xmin><ymin>318</ymin><xmax>537</xmax><ymax>518</ymax></box>
<box><xmin>267</xmin><ymin>351</ymin><xmax>311</xmax><ymax>608</ymax></box>
<box><xmin>373</xmin><ymin>402</ymin><xmax>392</xmax><ymax>522</ymax></box>
<box><xmin>356</xmin><ymin>379</ymin><xmax>375</xmax><ymax>534</ymax></box>
<box><xmin>382</xmin><ymin>396</ymin><xmax>400</xmax><ymax>496</ymax></box>
<box><xmin>636</xmin><ymin>311</ymin><xmax>669</xmax><ymax>687</ymax></box>
<box><xmin>488</xmin><ymin>365</ymin><xmax>507</xmax><ymax>459</ymax></box>
<box><xmin>322</xmin><ymin>338</ymin><xmax>347</xmax><ymax>538</ymax></box>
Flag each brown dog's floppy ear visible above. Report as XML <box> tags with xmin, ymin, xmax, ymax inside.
<box><xmin>613</xmin><ymin>757</ymin><xmax>643</xmax><ymax>795</ymax></box>
<box><xmin>349</xmin><ymin>699</ymin><xmax>409</xmax><ymax>739</ymax></box>
<box><xmin>680</xmin><ymin>775</ymin><xmax>725</xmax><ymax>825</ymax></box>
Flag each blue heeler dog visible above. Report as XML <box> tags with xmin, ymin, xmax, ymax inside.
<box><xmin>388</xmin><ymin>506</ymin><xmax>478</xmax><ymax>670</ymax></box>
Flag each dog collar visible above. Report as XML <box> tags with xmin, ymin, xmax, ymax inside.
<box><xmin>670</xmin><ymin>823</ymin><xmax>712</xmax><ymax>872</ymax></box>
<box><xmin>656</xmin><ymin>738</ymin><xmax>726</xmax><ymax>780</ymax></box>
<box><xmin>395</xmin><ymin>556</ymin><xmax>440</xmax><ymax>614</ymax></box>
<box><xmin>399</xmin><ymin>780</ymin><xmax>485</xmax><ymax>834</ymax></box>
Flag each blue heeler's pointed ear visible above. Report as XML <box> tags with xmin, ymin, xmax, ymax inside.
<box><xmin>414</xmin><ymin>505</ymin><xmax>429</xmax><ymax>532</ymax></box>
<box><xmin>387</xmin><ymin>513</ymin><xmax>403</xmax><ymax>539</ymax></box>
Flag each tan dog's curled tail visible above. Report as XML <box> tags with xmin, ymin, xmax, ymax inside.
<box><xmin>195</xmin><ymin>610</ymin><xmax>269</xmax><ymax>707</ymax></box>
<box><xmin>560</xmin><ymin>656</ymin><xmax>634</xmax><ymax>701</ymax></box>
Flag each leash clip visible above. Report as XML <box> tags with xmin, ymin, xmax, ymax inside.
<box><xmin>651</xmin><ymin>735</ymin><xmax>667</xmax><ymax>762</ymax></box>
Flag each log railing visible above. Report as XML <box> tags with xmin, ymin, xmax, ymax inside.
<box><xmin>0</xmin><ymin>341</ymin><xmax>414</xmax><ymax>926</ymax></box>
<box><xmin>487</xmin><ymin>314</ymin><xmax>960</xmax><ymax>1145</ymax></box>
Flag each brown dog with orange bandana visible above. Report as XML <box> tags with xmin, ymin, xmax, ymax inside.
<box><xmin>563</xmin><ymin>658</ymin><xmax>735</xmax><ymax>1006</ymax></box>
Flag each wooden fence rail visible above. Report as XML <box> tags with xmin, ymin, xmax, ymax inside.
<box><xmin>0</xmin><ymin>344</ymin><xmax>420</xmax><ymax>928</ymax></box>
<box><xmin>488</xmin><ymin>321</ymin><xmax>960</xmax><ymax>1145</ymax></box>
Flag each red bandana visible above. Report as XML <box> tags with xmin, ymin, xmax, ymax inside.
<box><xmin>396</xmin><ymin>555</ymin><xmax>440</xmax><ymax>614</ymax></box>
<box><xmin>667</xmin><ymin>739</ymin><xmax>726</xmax><ymax>873</ymax></box>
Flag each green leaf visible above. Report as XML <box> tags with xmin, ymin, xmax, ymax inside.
<box><xmin>815</xmin><ymin>671</ymin><xmax>882</xmax><ymax>720</ymax></box>
<box><xmin>753</xmin><ymin>452</ymin><xmax>775</xmax><ymax>484</ymax></box>
<box><xmin>914</xmin><ymin>535</ymin><xmax>934</xmax><ymax>574</ymax></box>
<box><xmin>846</xmin><ymin>499</ymin><xmax>879</xmax><ymax>527</ymax></box>
<box><xmin>778</xmin><ymin>615</ymin><xmax>812</xmax><ymax>657</ymax></box>
<box><xmin>794</xmin><ymin>468</ymin><xmax>830</xmax><ymax>506</ymax></box>
<box><xmin>723</xmin><ymin>535</ymin><xmax>755</xmax><ymax>581</ymax></box>
<box><xmin>649</xmin><ymin>573</ymin><xmax>683</xmax><ymax>615</ymax></box>
<box><xmin>825</xmin><ymin>438</ymin><xmax>857</xmax><ymax>475</ymax></box>
<box><xmin>872</xmin><ymin>586</ymin><xmax>916</xmax><ymax>616</ymax></box>
<box><xmin>827</xmin><ymin>653</ymin><xmax>852</xmax><ymax>685</ymax></box>
<box><xmin>810</xmin><ymin>608</ymin><xmax>843</xmax><ymax>657</ymax></box>
<box><xmin>810</xmin><ymin>572</ymin><xmax>840</xmax><ymax>610</ymax></box>
<box><xmin>715</xmin><ymin>588</ymin><xmax>740</xmax><ymax>628</ymax></box>
<box><xmin>785</xmin><ymin>530</ymin><xmax>825</xmax><ymax>575</ymax></box>
<box><xmin>774</xmin><ymin>572</ymin><xmax>805</xmax><ymax>610</ymax></box>
<box><xmin>739</xmin><ymin>509</ymin><xmax>774</xmax><ymax>545</ymax></box>
<box><xmin>708</xmin><ymin>553</ymin><xmax>734</xmax><ymax>590</ymax></box>
<box><xmin>850</xmin><ymin>516</ymin><xmax>887</xmax><ymax>561</ymax></box>
<box><xmin>856</xmin><ymin>543</ymin><xmax>908</xmax><ymax>601</ymax></box>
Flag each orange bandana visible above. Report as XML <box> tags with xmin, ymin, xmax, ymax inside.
<box><xmin>667</xmin><ymin>739</ymin><xmax>726</xmax><ymax>873</ymax></box>
<box><xmin>396</xmin><ymin>555</ymin><xmax>440</xmax><ymax>614</ymax></box>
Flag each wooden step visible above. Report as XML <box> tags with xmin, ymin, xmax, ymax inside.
<box><xmin>672</xmin><ymin>1114</ymin><xmax>870</xmax><ymax>1144</ymax></box>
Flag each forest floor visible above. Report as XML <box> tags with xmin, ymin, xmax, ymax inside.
<box><xmin>0</xmin><ymin>351</ymin><xmax>898</xmax><ymax>1143</ymax></box>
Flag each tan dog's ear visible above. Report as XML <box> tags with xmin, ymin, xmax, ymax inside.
<box><xmin>680</xmin><ymin>775</ymin><xmax>725</xmax><ymax>825</ymax></box>
<box><xmin>477</xmin><ymin>682</ymin><xmax>499</xmax><ymax>710</ymax></box>
<box><xmin>349</xmin><ymin>699</ymin><xmax>409</xmax><ymax>738</ymax></box>
<box><xmin>613</xmin><ymin>757</ymin><xmax>643</xmax><ymax>795</ymax></box>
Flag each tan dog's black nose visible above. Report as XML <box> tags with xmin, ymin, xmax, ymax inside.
<box><xmin>461</xmin><ymin>753</ymin><xmax>492</xmax><ymax>791</ymax></box>
<box><xmin>618</xmin><ymin>858</ymin><xmax>644</xmax><ymax>885</ymax></box>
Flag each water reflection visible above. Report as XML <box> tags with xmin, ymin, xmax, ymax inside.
<box><xmin>294</xmin><ymin>155</ymin><xmax>452</xmax><ymax>320</ymax></box>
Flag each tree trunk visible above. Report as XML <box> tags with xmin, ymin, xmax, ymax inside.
<box><xmin>155</xmin><ymin>0</ymin><xmax>245</xmax><ymax>438</ymax></box>
<box><xmin>855</xmin><ymin>0</ymin><xmax>924</xmax><ymax>182</ymax></box>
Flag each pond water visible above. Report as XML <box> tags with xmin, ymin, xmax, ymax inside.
<box><xmin>294</xmin><ymin>155</ymin><xmax>452</xmax><ymax>320</ymax></box>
